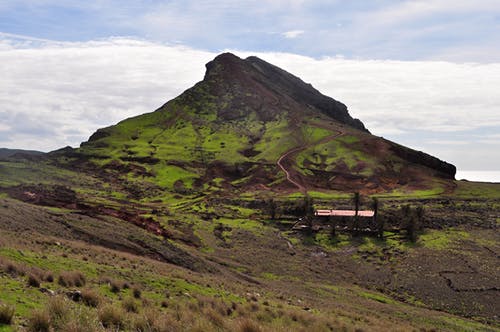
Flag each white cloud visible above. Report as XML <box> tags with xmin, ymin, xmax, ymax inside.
<box><xmin>0</xmin><ymin>37</ymin><xmax>499</xmax><ymax>170</ymax></box>
<box><xmin>282</xmin><ymin>30</ymin><xmax>304</xmax><ymax>39</ymax></box>
<box><xmin>0</xmin><ymin>38</ymin><xmax>213</xmax><ymax>151</ymax></box>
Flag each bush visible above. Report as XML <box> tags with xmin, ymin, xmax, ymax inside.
<box><xmin>133</xmin><ymin>287</ymin><xmax>142</xmax><ymax>299</ymax></box>
<box><xmin>27</xmin><ymin>274</ymin><xmax>41</xmax><ymax>288</ymax></box>
<box><xmin>58</xmin><ymin>271</ymin><xmax>86</xmax><ymax>287</ymax></box>
<box><xmin>61</xmin><ymin>306</ymin><xmax>102</xmax><ymax>332</ymax></box>
<box><xmin>6</xmin><ymin>262</ymin><xmax>23</xmax><ymax>276</ymax></box>
<box><xmin>109</xmin><ymin>280</ymin><xmax>121</xmax><ymax>293</ymax></box>
<box><xmin>0</xmin><ymin>303</ymin><xmax>15</xmax><ymax>325</ymax></box>
<box><xmin>204</xmin><ymin>308</ymin><xmax>225</xmax><ymax>328</ymax></box>
<box><xmin>45</xmin><ymin>272</ymin><xmax>54</xmax><ymax>283</ymax></box>
<box><xmin>27</xmin><ymin>310</ymin><xmax>51</xmax><ymax>332</ymax></box>
<box><xmin>47</xmin><ymin>296</ymin><xmax>70</xmax><ymax>325</ymax></box>
<box><xmin>81</xmin><ymin>289</ymin><xmax>101</xmax><ymax>308</ymax></box>
<box><xmin>98</xmin><ymin>305</ymin><xmax>125</xmax><ymax>329</ymax></box>
<box><xmin>235</xmin><ymin>318</ymin><xmax>263</xmax><ymax>332</ymax></box>
<box><xmin>122</xmin><ymin>297</ymin><xmax>139</xmax><ymax>313</ymax></box>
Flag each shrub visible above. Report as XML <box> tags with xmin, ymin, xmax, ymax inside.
<box><xmin>98</xmin><ymin>305</ymin><xmax>125</xmax><ymax>329</ymax></box>
<box><xmin>132</xmin><ymin>287</ymin><xmax>142</xmax><ymax>299</ymax></box>
<box><xmin>204</xmin><ymin>308</ymin><xmax>225</xmax><ymax>328</ymax></box>
<box><xmin>47</xmin><ymin>296</ymin><xmax>70</xmax><ymax>324</ymax></box>
<box><xmin>61</xmin><ymin>306</ymin><xmax>102</xmax><ymax>332</ymax></box>
<box><xmin>6</xmin><ymin>262</ymin><xmax>23</xmax><ymax>276</ymax></box>
<box><xmin>132</xmin><ymin>310</ymin><xmax>160</xmax><ymax>332</ymax></box>
<box><xmin>0</xmin><ymin>303</ymin><xmax>15</xmax><ymax>325</ymax></box>
<box><xmin>122</xmin><ymin>297</ymin><xmax>139</xmax><ymax>313</ymax></box>
<box><xmin>45</xmin><ymin>272</ymin><xmax>54</xmax><ymax>283</ymax></box>
<box><xmin>235</xmin><ymin>318</ymin><xmax>263</xmax><ymax>332</ymax></box>
<box><xmin>81</xmin><ymin>289</ymin><xmax>101</xmax><ymax>307</ymax></box>
<box><xmin>109</xmin><ymin>280</ymin><xmax>121</xmax><ymax>293</ymax></box>
<box><xmin>58</xmin><ymin>271</ymin><xmax>86</xmax><ymax>287</ymax></box>
<box><xmin>28</xmin><ymin>274</ymin><xmax>41</xmax><ymax>287</ymax></box>
<box><xmin>27</xmin><ymin>310</ymin><xmax>51</xmax><ymax>332</ymax></box>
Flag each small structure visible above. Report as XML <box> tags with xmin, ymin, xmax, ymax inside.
<box><xmin>315</xmin><ymin>210</ymin><xmax>374</xmax><ymax>217</ymax></box>
<box><xmin>314</xmin><ymin>209</ymin><xmax>377</xmax><ymax>234</ymax></box>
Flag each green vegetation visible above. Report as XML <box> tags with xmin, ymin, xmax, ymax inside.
<box><xmin>418</xmin><ymin>229</ymin><xmax>470</xmax><ymax>250</ymax></box>
<box><xmin>453</xmin><ymin>180</ymin><xmax>500</xmax><ymax>199</ymax></box>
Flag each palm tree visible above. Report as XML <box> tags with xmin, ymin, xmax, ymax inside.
<box><xmin>267</xmin><ymin>198</ymin><xmax>277</xmax><ymax>220</ymax></box>
<box><xmin>352</xmin><ymin>192</ymin><xmax>360</xmax><ymax>234</ymax></box>
<box><xmin>403</xmin><ymin>204</ymin><xmax>417</xmax><ymax>242</ymax></box>
<box><xmin>372</xmin><ymin>197</ymin><xmax>384</xmax><ymax>238</ymax></box>
<box><xmin>353</xmin><ymin>192</ymin><xmax>360</xmax><ymax>216</ymax></box>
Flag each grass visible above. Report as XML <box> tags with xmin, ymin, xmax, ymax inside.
<box><xmin>295</xmin><ymin>134</ymin><xmax>379</xmax><ymax>176</ymax></box>
<box><xmin>418</xmin><ymin>229</ymin><xmax>470</xmax><ymax>250</ymax></box>
<box><xmin>0</xmin><ymin>304</ymin><xmax>15</xmax><ymax>325</ymax></box>
<box><xmin>151</xmin><ymin>164</ymin><xmax>199</xmax><ymax>189</ymax></box>
<box><xmin>0</xmin><ymin>218</ymin><xmax>497</xmax><ymax>332</ymax></box>
<box><xmin>252</xmin><ymin>116</ymin><xmax>297</xmax><ymax>161</ymax></box>
<box><xmin>452</xmin><ymin>180</ymin><xmax>500</xmax><ymax>199</ymax></box>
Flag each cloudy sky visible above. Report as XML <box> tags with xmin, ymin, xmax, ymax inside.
<box><xmin>1</xmin><ymin>1</ymin><xmax>499</xmax><ymax>179</ymax></box>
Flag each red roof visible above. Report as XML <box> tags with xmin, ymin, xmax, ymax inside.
<box><xmin>315</xmin><ymin>209</ymin><xmax>375</xmax><ymax>217</ymax></box>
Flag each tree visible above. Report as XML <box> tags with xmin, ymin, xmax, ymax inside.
<box><xmin>302</xmin><ymin>195</ymin><xmax>315</xmax><ymax>233</ymax></box>
<box><xmin>372</xmin><ymin>197</ymin><xmax>384</xmax><ymax>238</ymax></box>
<box><xmin>415</xmin><ymin>205</ymin><xmax>424</xmax><ymax>230</ymax></box>
<box><xmin>267</xmin><ymin>198</ymin><xmax>277</xmax><ymax>220</ymax></box>
<box><xmin>303</xmin><ymin>195</ymin><xmax>314</xmax><ymax>217</ymax></box>
<box><xmin>353</xmin><ymin>192</ymin><xmax>360</xmax><ymax>216</ymax></box>
<box><xmin>329</xmin><ymin>215</ymin><xmax>336</xmax><ymax>237</ymax></box>
<box><xmin>352</xmin><ymin>192</ymin><xmax>361</xmax><ymax>235</ymax></box>
<box><xmin>402</xmin><ymin>204</ymin><xmax>417</xmax><ymax>243</ymax></box>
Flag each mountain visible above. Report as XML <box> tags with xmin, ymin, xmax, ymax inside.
<box><xmin>0</xmin><ymin>53</ymin><xmax>498</xmax><ymax>331</ymax></box>
<box><xmin>0</xmin><ymin>148</ymin><xmax>44</xmax><ymax>159</ymax></box>
<box><xmin>76</xmin><ymin>53</ymin><xmax>455</xmax><ymax>196</ymax></box>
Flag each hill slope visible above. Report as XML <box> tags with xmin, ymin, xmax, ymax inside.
<box><xmin>75</xmin><ymin>53</ymin><xmax>455</xmax><ymax>197</ymax></box>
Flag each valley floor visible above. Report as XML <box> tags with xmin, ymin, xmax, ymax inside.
<box><xmin>0</xmin><ymin>189</ymin><xmax>499</xmax><ymax>331</ymax></box>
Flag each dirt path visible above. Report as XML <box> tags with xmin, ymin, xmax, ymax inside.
<box><xmin>277</xmin><ymin>128</ymin><xmax>344</xmax><ymax>194</ymax></box>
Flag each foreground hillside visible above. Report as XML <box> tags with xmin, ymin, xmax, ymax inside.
<box><xmin>0</xmin><ymin>53</ymin><xmax>499</xmax><ymax>331</ymax></box>
<box><xmin>0</xmin><ymin>184</ymin><xmax>499</xmax><ymax>331</ymax></box>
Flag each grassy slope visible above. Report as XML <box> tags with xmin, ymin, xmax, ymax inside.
<box><xmin>0</xmin><ymin>156</ymin><xmax>499</xmax><ymax>331</ymax></box>
<box><xmin>0</xmin><ymin>211</ymin><xmax>497</xmax><ymax>332</ymax></box>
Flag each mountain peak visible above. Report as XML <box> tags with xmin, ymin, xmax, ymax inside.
<box><xmin>204</xmin><ymin>52</ymin><xmax>246</xmax><ymax>80</ymax></box>
<box><xmin>202</xmin><ymin>53</ymin><xmax>368</xmax><ymax>131</ymax></box>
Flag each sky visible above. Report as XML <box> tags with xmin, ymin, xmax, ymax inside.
<box><xmin>0</xmin><ymin>0</ymin><xmax>499</xmax><ymax>180</ymax></box>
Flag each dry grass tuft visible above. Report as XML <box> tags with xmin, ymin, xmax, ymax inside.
<box><xmin>27</xmin><ymin>309</ymin><xmax>51</xmax><ymax>332</ymax></box>
<box><xmin>109</xmin><ymin>279</ymin><xmax>122</xmax><ymax>293</ymax></box>
<box><xmin>47</xmin><ymin>296</ymin><xmax>70</xmax><ymax>323</ymax></box>
<box><xmin>204</xmin><ymin>307</ymin><xmax>225</xmax><ymax>328</ymax></box>
<box><xmin>98</xmin><ymin>304</ymin><xmax>126</xmax><ymax>329</ymax></box>
<box><xmin>58</xmin><ymin>271</ymin><xmax>86</xmax><ymax>287</ymax></box>
<box><xmin>0</xmin><ymin>303</ymin><xmax>15</xmax><ymax>325</ymax></box>
<box><xmin>81</xmin><ymin>288</ymin><xmax>101</xmax><ymax>308</ymax></box>
<box><xmin>235</xmin><ymin>318</ymin><xmax>263</xmax><ymax>332</ymax></box>
<box><xmin>60</xmin><ymin>306</ymin><xmax>103</xmax><ymax>332</ymax></box>
<box><xmin>122</xmin><ymin>297</ymin><xmax>139</xmax><ymax>313</ymax></box>
<box><xmin>27</xmin><ymin>274</ymin><xmax>41</xmax><ymax>287</ymax></box>
<box><xmin>44</xmin><ymin>272</ymin><xmax>54</xmax><ymax>283</ymax></box>
<box><xmin>133</xmin><ymin>287</ymin><xmax>142</xmax><ymax>299</ymax></box>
